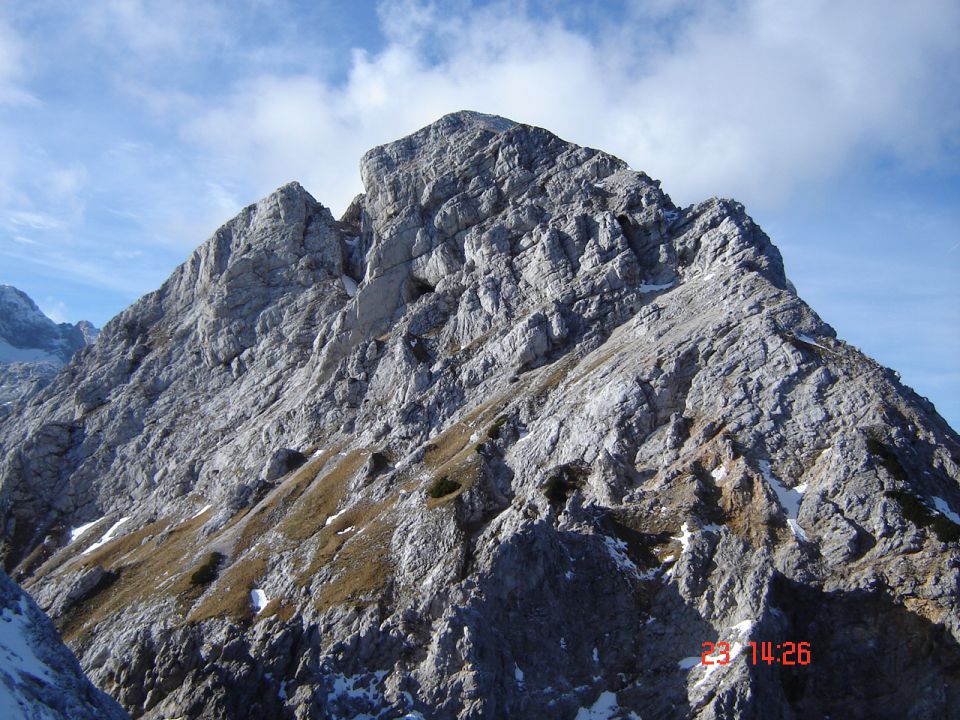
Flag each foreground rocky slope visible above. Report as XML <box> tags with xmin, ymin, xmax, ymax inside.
<box><xmin>0</xmin><ymin>285</ymin><xmax>98</xmax><ymax>411</ymax></box>
<box><xmin>0</xmin><ymin>567</ymin><xmax>127</xmax><ymax>719</ymax></box>
<box><xmin>1</xmin><ymin>111</ymin><xmax>959</xmax><ymax>719</ymax></box>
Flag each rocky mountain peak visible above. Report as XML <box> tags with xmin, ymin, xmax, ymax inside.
<box><xmin>1</xmin><ymin>114</ymin><xmax>958</xmax><ymax>719</ymax></box>
<box><xmin>0</xmin><ymin>285</ymin><xmax>99</xmax><ymax>411</ymax></box>
<box><xmin>0</xmin><ymin>284</ymin><xmax>97</xmax><ymax>364</ymax></box>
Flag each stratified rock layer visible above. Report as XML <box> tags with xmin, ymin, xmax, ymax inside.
<box><xmin>1</xmin><ymin>111</ymin><xmax>959</xmax><ymax>719</ymax></box>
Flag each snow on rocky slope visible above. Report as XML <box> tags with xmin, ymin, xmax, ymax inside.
<box><xmin>0</xmin><ymin>567</ymin><xmax>127</xmax><ymax>718</ymax></box>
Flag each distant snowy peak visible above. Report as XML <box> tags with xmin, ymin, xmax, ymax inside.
<box><xmin>0</xmin><ymin>286</ymin><xmax>99</xmax><ymax>408</ymax></box>
<box><xmin>0</xmin><ymin>285</ymin><xmax>98</xmax><ymax>365</ymax></box>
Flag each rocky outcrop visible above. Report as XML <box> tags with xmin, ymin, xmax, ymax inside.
<box><xmin>1</xmin><ymin>111</ymin><xmax>958</xmax><ymax>719</ymax></box>
<box><xmin>0</xmin><ymin>567</ymin><xmax>128</xmax><ymax>719</ymax></box>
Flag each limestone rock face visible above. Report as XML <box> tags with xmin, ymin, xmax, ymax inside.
<box><xmin>1</xmin><ymin>111</ymin><xmax>959</xmax><ymax>719</ymax></box>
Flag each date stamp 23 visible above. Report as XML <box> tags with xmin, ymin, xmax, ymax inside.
<box><xmin>700</xmin><ymin>641</ymin><xmax>811</xmax><ymax>666</ymax></box>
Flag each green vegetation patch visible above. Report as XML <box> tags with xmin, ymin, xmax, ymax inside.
<box><xmin>189</xmin><ymin>551</ymin><xmax>225</xmax><ymax>585</ymax></box>
<box><xmin>486</xmin><ymin>416</ymin><xmax>508</xmax><ymax>440</ymax></box>
<box><xmin>428</xmin><ymin>476</ymin><xmax>462</xmax><ymax>499</ymax></box>
<box><xmin>885</xmin><ymin>490</ymin><xmax>960</xmax><ymax>543</ymax></box>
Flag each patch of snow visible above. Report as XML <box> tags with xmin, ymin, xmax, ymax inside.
<box><xmin>575</xmin><ymin>690</ymin><xmax>620</xmax><ymax>720</ymax></box>
<box><xmin>637</xmin><ymin>567</ymin><xmax>661</xmax><ymax>581</ymax></box>
<box><xmin>191</xmin><ymin>504</ymin><xmax>212</xmax><ymax>519</ymax></box>
<box><xmin>710</xmin><ymin>465</ymin><xmax>727</xmax><ymax>481</ymax></box>
<box><xmin>340</xmin><ymin>275</ymin><xmax>358</xmax><ymax>297</ymax></box>
<box><xmin>336</xmin><ymin>526</ymin><xmax>354</xmax><ymax>535</ymax></box>
<box><xmin>639</xmin><ymin>282</ymin><xmax>675</xmax><ymax>293</ymax></box>
<box><xmin>794</xmin><ymin>332</ymin><xmax>830</xmax><ymax>351</ymax></box>
<box><xmin>326</xmin><ymin>670</ymin><xmax>389</xmax><ymax>708</ymax></box>
<box><xmin>672</xmin><ymin>522</ymin><xmax>693</xmax><ymax>552</ymax></box>
<box><xmin>0</xmin><ymin>337</ymin><xmax>61</xmax><ymax>364</ymax></box>
<box><xmin>344</xmin><ymin>235</ymin><xmax>359</xmax><ymax>246</ymax></box>
<box><xmin>730</xmin><ymin>619</ymin><xmax>754</xmax><ymax>636</ymax></box>
<box><xmin>325</xmin><ymin>507</ymin><xmax>348</xmax><ymax>526</ymax></box>
<box><xmin>560</xmin><ymin>637</ymin><xmax>567</xmax><ymax>650</ymax></box>
<box><xmin>592</xmin><ymin>647</ymin><xmax>599</xmax><ymax>663</ymax></box>
<box><xmin>0</xmin><ymin>686</ymin><xmax>24</xmax><ymax>720</ymax></box>
<box><xmin>759</xmin><ymin>460</ymin><xmax>808</xmax><ymax>540</ymax></box>
<box><xmin>696</xmin><ymin>641</ymin><xmax>745</xmax><ymax>687</ymax></box>
<box><xmin>677</xmin><ymin>657</ymin><xmax>700</xmax><ymax>670</ymax></box>
<box><xmin>82</xmin><ymin>517</ymin><xmax>130</xmax><ymax>555</ymax></box>
<box><xmin>278</xmin><ymin>680</ymin><xmax>288</xmax><ymax>701</ymax></box>
<box><xmin>701</xmin><ymin>524</ymin><xmax>725</xmax><ymax>534</ymax></box>
<box><xmin>514</xmin><ymin>664</ymin><xmax>524</xmax><ymax>685</ymax></box>
<box><xmin>250</xmin><ymin>589</ymin><xmax>268</xmax><ymax>614</ymax></box>
<box><xmin>565</xmin><ymin>570</ymin><xmax>575</xmax><ymax>581</ymax></box>
<box><xmin>787</xmin><ymin>519</ymin><xmax>809</xmax><ymax>542</ymax></box>
<box><xmin>601</xmin><ymin>535</ymin><xmax>639</xmax><ymax>577</ymax></box>
<box><xmin>0</xmin><ymin>597</ymin><xmax>54</xmax><ymax>683</ymax></box>
<box><xmin>932</xmin><ymin>497</ymin><xmax>960</xmax><ymax>525</ymax></box>
<box><xmin>68</xmin><ymin>517</ymin><xmax>104</xmax><ymax>543</ymax></box>
<box><xmin>702</xmin><ymin>272</ymin><xmax>715</xmax><ymax>281</ymax></box>
<box><xmin>662</xmin><ymin>554</ymin><xmax>675</xmax><ymax>563</ymax></box>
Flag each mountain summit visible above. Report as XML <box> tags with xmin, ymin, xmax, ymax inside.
<box><xmin>1</xmin><ymin>111</ymin><xmax>958</xmax><ymax>719</ymax></box>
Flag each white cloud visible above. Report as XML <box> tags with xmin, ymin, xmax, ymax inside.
<box><xmin>179</xmin><ymin>0</ymin><xmax>960</xmax><ymax>214</ymax></box>
<box><xmin>39</xmin><ymin>297</ymin><xmax>67</xmax><ymax>323</ymax></box>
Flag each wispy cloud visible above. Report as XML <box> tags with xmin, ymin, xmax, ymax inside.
<box><xmin>0</xmin><ymin>15</ymin><xmax>36</xmax><ymax>106</ymax></box>
<box><xmin>7</xmin><ymin>210</ymin><xmax>65</xmax><ymax>231</ymax></box>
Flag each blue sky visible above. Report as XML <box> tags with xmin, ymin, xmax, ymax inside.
<box><xmin>0</xmin><ymin>0</ymin><xmax>958</xmax><ymax>429</ymax></box>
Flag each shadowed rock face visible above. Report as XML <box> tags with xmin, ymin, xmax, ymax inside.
<box><xmin>1</xmin><ymin>110</ymin><xmax>959</xmax><ymax>719</ymax></box>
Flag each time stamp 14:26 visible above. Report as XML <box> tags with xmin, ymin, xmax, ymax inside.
<box><xmin>700</xmin><ymin>641</ymin><xmax>812</xmax><ymax>666</ymax></box>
